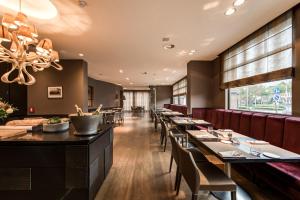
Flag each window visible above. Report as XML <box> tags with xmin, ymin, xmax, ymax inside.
<box><xmin>135</xmin><ymin>92</ymin><xmax>150</xmax><ymax>110</ymax></box>
<box><xmin>229</xmin><ymin>79</ymin><xmax>292</xmax><ymax>114</ymax></box>
<box><xmin>123</xmin><ymin>91</ymin><xmax>150</xmax><ymax>111</ymax></box>
<box><xmin>173</xmin><ymin>78</ymin><xmax>187</xmax><ymax>105</ymax></box>
<box><xmin>222</xmin><ymin>11</ymin><xmax>293</xmax><ymax>87</ymax></box>
<box><xmin>88</xmin><ymin>86</ymin><xmax>94</xmax><ymax>107</ymax></box>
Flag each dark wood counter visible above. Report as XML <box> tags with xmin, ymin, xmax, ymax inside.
<box><xmin>0</xmin><ymin>125</ymin><xmax>114</xmax><ymax>200</ymax></box>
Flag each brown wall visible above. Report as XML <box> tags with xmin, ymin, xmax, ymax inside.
<box><xmin>88</xmin><ymin>77</ymin><xmax>122</xmax><ymax>109</ymax></box>
<box><xmin>293</xmin><ymin>5</ymin><xmax>300</xmax><ymax>116</ymax></box>
<box><xmin>212</xmin><ymin>58</ymin><xmax>226</xmax><ymax>109</ymax></box>
<box><xmin>27</xmin><ymin>60</ymin><xmax>88</xmax><ymax>115</ymax></box>
<box><xmin>149</xmin><ymin>85</ymin><xmax>172</xmax><ymax>108</ymax></box>
<box><xmin>187</xmin><ymin>61</ymin><xmax>214</xmax><ymax>112</ymax></box>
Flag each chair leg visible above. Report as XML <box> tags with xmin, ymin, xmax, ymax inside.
<box><xmin>176</xmin><ymin>174</ymin><xmax>181</xmax><ymax>195</ymax></box>
<box><xmin>191</xmin><ymin>194</ymin><xmax>198</xmax><ymax>200</ymax></box>
<box><xmin>174</xmin><ymin>166</ymin><xmax>179</xmax><ymax>190</ymax></box>
<box><xmin>169</xmin><ymin>155</ymin><xmax>173</xmax><ymax>173</ymax></box>
<box><xmin>164</xmin><ymin>136</ymin><xmax>167</xmax><ymax>152</ymax></box>
<box><xmin>231</xmin><ymin>191</ymin><xmax>236</xmax><ymax>200</ymax></box>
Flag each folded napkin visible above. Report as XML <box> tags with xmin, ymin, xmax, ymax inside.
<box><xmin>247</xmin><ymin>140</ymin><xmax>269</xmax><ymax>145</ymax></box>
<box><xmin>218</xmin><ymin>151</ymin><xmax>246</xmax><ymax>158</ymax></box>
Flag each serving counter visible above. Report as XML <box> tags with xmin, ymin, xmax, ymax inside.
<box><xmin>0</xmin><ymin>124</ymin><xmax>114</xmax><ymax>200</ymax></box>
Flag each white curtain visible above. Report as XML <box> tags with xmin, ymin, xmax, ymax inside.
<box><xmin>135</xmin><ymin>92</ymin><xmax>150</xmax><ymax>111</ymax></box>
<box><xmin>123</xmin><ymin>91</ymin><xmax>133</xmax><ymax>111</ymax></box>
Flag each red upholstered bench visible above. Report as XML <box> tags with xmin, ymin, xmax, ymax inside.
<box><xmin>255</xmin><ymin>117</ymin><xmax>300</xmax><ymax>199</ymax></box>
<box><xmin>250</xmin><ymin>113</ymin><xmax>267</xmax><ymax>140</ymax></box>
<box><xmin>229</xmin><ymin>111</ymin><xmax>241</xmax><ymax>132</ymax></box>
<box><xmin>192</xmin><ymin>108</ymin><xmax>207</xmax><ymax>119</ymax></box>
<box><xmin>239</xmin><ymin>112</ymin><xmax>253</xmax><ymax>137</ymax></box>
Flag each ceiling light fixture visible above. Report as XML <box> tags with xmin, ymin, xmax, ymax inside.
<box><xmin>163</xmin><ymin>44</ymin><xmax>175</xmax><ymax>50</ymax></box>
<box><xmin>129</xmin><ymin>82</ymin><xmax>133</xmax><ymax>85</ymax></box>
<box><xmin>233</xmin><ymin>0</ymin><xmax>245</xmax><ymax>7</ymax></box>
<box><xmin>119</xmin><ymin>69</ymin><xmax>124</xmax><ymax>73</ymax></box>
<box><xmin>0</xmin><ymin>1</ymin><xmax>62</xmax><ymax>85</ymax></box>
<box><xmin>78</xmin><ymin>53</ymin><xmax>84</xmax><ymax>57</ymax></box>
<box><xmin>225</xmin><ymin>7</ymin><xmax>236</xmax><ymax>16</ymax></box>
<box><xmin>126</xmin><ymin>77</ymin><xmax>130</xmax><ymax>80</ymax></box>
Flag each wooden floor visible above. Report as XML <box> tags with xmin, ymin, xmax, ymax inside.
<box><xmin>95</xmin><ymin>113</ymin><xmax>287</xmax><ymax>200</ymax></box>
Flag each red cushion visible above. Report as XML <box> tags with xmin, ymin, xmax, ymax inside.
<box><xmin>215</xmin><ymin>109</ymin><xmax>225</xmax><ymax>129</ymax></box>
<box><xmin>223</xmin><ymin>110</ymin><xmax>232</xmax><ymax>129</ymax></box>
<box><xmin>163</xmin><ymin>104</ymin><xmax>171</xmax><ymax>109</ymax></box>
<box><xmin>264</xmin><ymin>115</ymin><xmax>286</xmax><ymax>147</ymax></box>
<box><xmin>267</xmin><ymin>162</ymin><xmax>300</xmax><ymax>187</ymax></box>
<box><xmin>230</xmin><ymin>111</ymin><xmax>241</xmax><ymax>132</ymax></box>
<box><xmin>239</xmin><ymin>112</ymin><xmax>253</xmax><ymax>136</ymax></box>
<box><xmin>250</xmin><ymin>113</ymin><xmax>267</xmax><ymax>140</ymax></box>
<box><xmin>192</xmin><ymin>108</ymin><xmax>207</xmax><ymax>119</ymax></box>
<box><xmin>211</xmin><ymin>110</ymin><xmax>218</xmax><ymax>127</ymax></box>
<box><xmin>283</xmin><ymin>117</ymin><xmax>300</xmax><ymax>154</ymax></box>
<box><xmin>205</xmin><ymin>109</ymin><xmax>213</xmax><ymax>123</ymax></box>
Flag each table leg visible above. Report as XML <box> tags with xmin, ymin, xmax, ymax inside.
<box><xmin>225</xmin><ymin>162</ymin><xmax>231</xmax><ymax>177</ymax></box>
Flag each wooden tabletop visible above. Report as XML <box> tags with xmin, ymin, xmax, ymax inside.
<box><xmin>187</xmin><ymin>130</ymin><xmax>300</xmax><ymax>163</ymax></box>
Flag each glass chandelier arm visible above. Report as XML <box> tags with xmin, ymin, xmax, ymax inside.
<box><xmin>51</xmin><ymin>62</ymin><xmax>63</xmax><ymax>71</ymax></box>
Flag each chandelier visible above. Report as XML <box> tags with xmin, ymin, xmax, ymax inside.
<box><xmin>0</xmin><ymin>1</ymin><xmax>62</xmax><ymax>85</ymax></box>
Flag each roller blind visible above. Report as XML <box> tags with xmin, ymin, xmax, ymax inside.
<box><xmin>222</xmin><ymin>11</ymin><xmax>293</xmax><ymax>88</ymax></box>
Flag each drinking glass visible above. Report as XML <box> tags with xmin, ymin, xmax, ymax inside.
<box><xmin>207</xmin><ymin>126</ymin><xmax>213</xmax><ymax>133</ymax></box>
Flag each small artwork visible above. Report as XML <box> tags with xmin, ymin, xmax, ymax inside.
<box><xmin>48</xmin><ymin>86</ymin><xmax>63</xmax><ymax>99</ymax></box>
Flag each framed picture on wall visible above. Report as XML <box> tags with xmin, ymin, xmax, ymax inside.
<box><xmin>48</xmin><ymin>86</ymin><xmax>63</xmax><ymax>99</ymax></box>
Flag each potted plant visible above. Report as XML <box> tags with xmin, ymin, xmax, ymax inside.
<box><xmin>0</xmin><ymin>99</ymin><xmax>17</xmax><ymax>124</ymax></box>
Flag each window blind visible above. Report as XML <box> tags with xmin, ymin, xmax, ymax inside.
<box><xmin>173</xmin><ymin>78</ymin><xmax>187</xmax><ymax>96</ymax></box>
<box><xmin>222</xmin><ymin>11</ymin><xmax>293</xmax><ymax>88</ymax></box>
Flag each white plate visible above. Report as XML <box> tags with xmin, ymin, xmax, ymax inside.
<box><xmin>221</xmin><ymin>140</ymin><xmax>232</xmax><ymax>144</ymax></box>
<box><xmin>263</xmin><ymin>152</ymin><xmax>280</xmax><ymax>158</ymax></box>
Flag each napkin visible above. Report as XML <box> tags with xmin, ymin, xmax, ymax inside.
<box><xmin>218</xmin><ymin>151</ymin><xmax>246</xmax><ymax>158</ymax></box>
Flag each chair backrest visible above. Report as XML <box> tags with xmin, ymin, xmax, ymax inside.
<box><xmin>160</xmin><ymin>119</ymin><xmax>168</xmax><ymax>138</ymax></box>
<box><xmin>169</xmin><ymin>133</ymin><xmax>180</xmax><ymax>164</ymax></box>
<box><xmin>177</xmin><ymin>141</ymin><xmax>200</xmax><ymax>193</ymax></box>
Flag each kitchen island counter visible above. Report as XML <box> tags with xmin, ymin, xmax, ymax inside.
<box><xmin>0</xmin><ymin>124</ymin><xmax>114</xmax><ymax>200</ymax></box>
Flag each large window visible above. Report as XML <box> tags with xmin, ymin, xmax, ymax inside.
<box><xmin>123</xmin><ymin>91</ymin><xmax>150</xmax><ymax>111</ymax></box>
<box><xmin>229</xmin><ymin>79</ymin><xmax>292</xmax><ymax>114</ymax></box>
<box><xmin>173</xmin><ymin>78</ymin><xmax>187</xmax><ymax>105</ymax></box>
<box><xmin>222</xmin><ymin>11</ymin><xmax>293</xmax><ymax>87</ymax></box>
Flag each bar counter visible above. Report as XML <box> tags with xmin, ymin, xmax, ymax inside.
<box><xmin>0</xmin><ymin>124</ymin><xmax>114</xmax><ymax>200</ymax></box>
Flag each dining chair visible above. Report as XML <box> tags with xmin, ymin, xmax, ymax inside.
<box><xmin>176</xmin><ymin>141</ymin><xmax>237</xmax><ymax>200</ymax></box>
<box><xmin>169</xmin><ymin>133</ymin><xmax>208</xmax><ymax>193</ymax></box>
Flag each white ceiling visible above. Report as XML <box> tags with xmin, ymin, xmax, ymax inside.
<box><xmin>1</xmin><ymin>0</ymin><xmax>300</xmax><ymax>87</ymax></box>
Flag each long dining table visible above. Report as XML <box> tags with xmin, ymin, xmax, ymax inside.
<box><xmin>170</xmin><ymin>117</ymin><xmax>211</xmax><ymax>130</ymax></box>
<box><xmin>186</xmin><ymin>129</ymin><xmax>300</xmax><ymax>200</ymax></box>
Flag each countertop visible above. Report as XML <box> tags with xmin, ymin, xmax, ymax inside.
<box><xmin>0</xmin><ymin>124</ymin><xmax>112</xmax><ymax>145</ymax></box>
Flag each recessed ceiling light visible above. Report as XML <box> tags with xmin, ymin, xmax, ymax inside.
<box><xmin>190</xmin><ymin>50</ymin><xmax>196</xmax><ymax>53</ymax></box>
<box><xmin>117</xmin><ymin>83</ymin><xmax>122</xmax><ymax>86</ymax></box>
<box><xmin>172</xmin><ymin>70</ymin><xmax>177</xmax><ymax>73</ymax></box>
<box><xmin>233</xmin><ymin>0</ymin><xmax>245</xmax><ymax>7</ymax></box>
<box><xmin>119</xmin><ymin>69</ymin><xmax>124</xmax><ymax>73</ymax></box>
<box><xmin>188</xmin><ymin>52</ymin><xmax>194</xmax><ymax>55</ymax></box>
<box><xmin>78</xmin><ymin>53</ymin><xmax>84</xmax><ymax>57</ymax></box>
<box><xmin>126</xmin><ymin>77</ymin><xmax>130</xmax><ymax>80</ymax></box>
<box><xmin>225</xmin><ymin>7</ymin><xmax>236</xmax><ymax>16</ymax></box>
<box><xmin>130</xmin><ymin>82</ymin><xmax>133</xmax><ymax>85</ymax></box>
<box><xmin>163</xmin><ymin>44</ymin><xmax>175</xmax><ymax>50</ymax></box>
<box><xmin>163</xmin><ymin>68</ymin><xmax>168</xmax><ymax>71</ymax></box>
